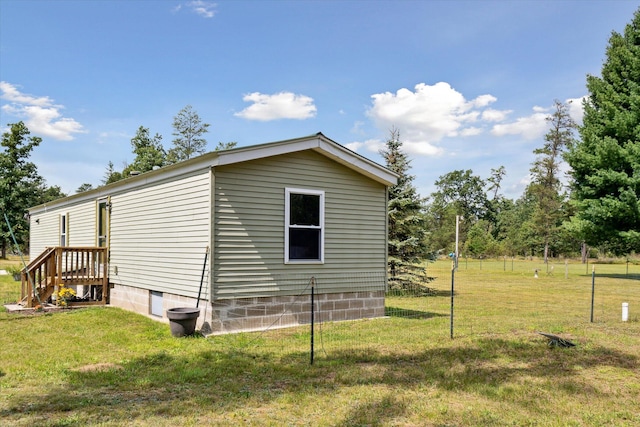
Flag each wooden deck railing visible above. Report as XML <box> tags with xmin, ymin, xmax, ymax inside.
<box><xmin>21</xmin><ymin>247</ymin><xmax>109</xmax><ymax>308</ymax></box>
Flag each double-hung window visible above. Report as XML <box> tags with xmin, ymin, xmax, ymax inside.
<box><xmin>285</xmin><ymin>188</ymin><xmax>324</xmax><ymax>263</ymax></box>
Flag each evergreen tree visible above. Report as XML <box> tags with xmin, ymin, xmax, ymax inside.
<box><xmin>465</xmin><ymin>219</ymin><xmax>500</xmax><ymax>257</ymax></box>
<box><xmin>565</xmin><ymin>9</ymin><xmax>640</xmax><ymax>255</ymax></box>
<box><xmin>214</xmin><ymin>141</ymin><xmax>238</xmax><ymax>151</ymax></box>
<box><xmin>39</xmin><ymin>185</ymin><xmax>66</xmax><ymax>203</ymax></box>
<box><xmin>498</xmin><ymin>192</ymin><xmax>536</xmax><ymax>256</ymax></box>
<box><xmin>124</xmin><ymin>126</ymin><xmax>166</xmax><ymax>175</ymax></box>
<box><xmin>76</xmin><ymin>183</ymin><xmax>94</xmax><ymax>193</ymax></box>
<box><xmin>528</xmin><ymin>100</ymin><xmax>576</xmax><ymax>262</ymax></box>
<box><xmin>167</xmin><ymin>105</ymin><xmax>210</xmax><ymax>163</ymax></box>
<box><xmin>379</xmin><ymin>128</ymin><xmax>432</xmax><ymax>293</ymax></box>
<box><xmin>102</xmin><ymin>160</ymin><xmax>124</xmax><ymax>185</ymax></box>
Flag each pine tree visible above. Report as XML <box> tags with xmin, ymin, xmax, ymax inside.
<box><xmin>102</xmin><ymin>160</ymin><xmax>124</xmax><ymax>185</ymax></box>
<box><xmin>123</xmin><ymin>126</ymin><xmax>166</xmax><ymax>176</ymax></box>
<box><xmin>528</xmin><ymin>100</ymin><xmax>576</xmax><ymax>262</ymax></box>
<box><xmin>379</xmin><ymin>128</ymin><xmax>433</xmax><ymax>294</ymax></box>
<box><xmin>564</xmin><ymin>8</ymin><xmax>640</xmax><ymax>255</ymax></box>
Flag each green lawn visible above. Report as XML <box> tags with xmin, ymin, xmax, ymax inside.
<box><xmin>1</xmin><ymin>258</ymin><xmax>639</xmax><ymax>426</ymax></box>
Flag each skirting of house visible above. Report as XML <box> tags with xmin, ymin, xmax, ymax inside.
<box><xmin>109</xmin><ymin>283</ymin><xmax>385</xmax><ymax>335</ymax></box>
<box><xmin>109</xmin><ymin>283</ymin><xmax>208</xmax><ymax>330</ymax></box>
<box><xmin>209</xmin><ymin>291</ymin><xmax>386</xmax><ymax>334</ymax></box>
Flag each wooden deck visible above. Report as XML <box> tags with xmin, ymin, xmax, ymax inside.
<box><xmin>21</xmin><ymin>247</ymin><xmax>109</xmax><ymax>308</ymax></box>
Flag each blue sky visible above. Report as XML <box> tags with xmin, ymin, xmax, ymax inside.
<box><xmin>1</xmin><ymin>0</ymin><xmax>638</xmax><ymax>199</ymax></box>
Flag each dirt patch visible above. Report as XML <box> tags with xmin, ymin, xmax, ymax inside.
<box><xmin>72</xmin><ymin>363</ymin><xmax>123</xmax><ymax>372</ymax></box>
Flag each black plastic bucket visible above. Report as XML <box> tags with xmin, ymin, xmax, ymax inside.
<box><xmin>167</xmin><ymin>307</ymin><xmax>200</xmax><ymax>337</ymax></box>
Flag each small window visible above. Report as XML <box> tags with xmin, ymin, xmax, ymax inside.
<box><xmin>150</xmin><ymin>291</ymin><xmax>163</xmax><ymax>317</ymax></box>
<box><xmin>285</xmin><ymin>188</ymin><xmax>324</xmax><ymax>263</ymax></box>
<box><xmin>97</xmin><ymin>199</ymin><xmax>108</xmax><ymax>247</ymax></box>
<box><xmin>60</xmin><ymin>214</ymin><xmax>67</xmax><ymax>246</ymax></box>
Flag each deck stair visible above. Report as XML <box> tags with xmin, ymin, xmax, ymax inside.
<box><xmin>20</xmin><ymin>247</ymin><xmax>109</xmax><ymax>308</ymax></box>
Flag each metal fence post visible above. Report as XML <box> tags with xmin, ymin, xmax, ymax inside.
<box><xmin>310</xmin><ymin>277</ymin><xmax>315</xmax><ymax>365</ymax></box>
<box><xmin>450</xmin><ymin>262</ymin><xmax>455</xmax><ymax>339</ymax></box>
<box><xmin>590</xmin><ymin>267</ymin><xmax>595</xmax><ymax>323</ymax></box>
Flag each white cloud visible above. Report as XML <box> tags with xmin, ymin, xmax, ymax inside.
<box><xmin>172</xmin><ymin>1</ymin><xmax>216</xmax><ymax>18</ymax></box>
<box><xmin>345</xmin><ymin>138</ymin><xmax>385</xmax><ymax>154</ymax></box>
<box><xmin>366</xmin><ymin>82</ymin><xmax>510</xmax><ymax>155</ymax></box>
<box><xmin>471</xmin><ymin>94</ymin><xmax>497</xmax><ymax>108</ymax></box>
<box><xmin>350</xmin><ymin>120</ymin><xmax>365</xmax><ymax>135</ymax></box>
<box><xmin>346</xmin><ymin>137</ymin><xmax>442</xmax><ymax>157</ymax></box>
<box><xmin>460</xmin><ymin>127</ymin><xmax>483</xmax><ymax>137</ymax></box>
<box><xmin>491</xmin><ymin>110</ymin><xmax>548</xmax><ymax>140</ymax></box>
<box><xmin>344</xmin><ymin>141</ymin><xmax>364</xmax><ymax>151</ymax></box>
<box><xmin>566</xmin><ymin>96</ymin><xmax>586</xmax><ymax>125</ymax></box>
<box><xmin>404</xmin><ymin>141</ymin><xmax>443</xmax><ymax>156</ymax></box>
<box><xmin>235</xmin><ymin>91</ymin><xmax>317</xmax><ymax>121</ymax></box>
<box><xmin>0</xmin><ymin>81</ymin><xmax>53</xmax><ymax>106</ymax></box>
<box><xmin>0</xmin><ymin>81</ymin><xmax>85</xmax><ymax>141</ymax></box>
<box><xmin>488</xmin><ymin>98</ymin><xmax>586</xmax><ymax>141</ymax></box>
<box><xmin>481</xmin><ymin>108</ymin><xmax>511</xmax><ymax>122</ymax></box>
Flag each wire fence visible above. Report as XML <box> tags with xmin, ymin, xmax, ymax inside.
<box><xmin>441</xmin><ymin>258</ymin><xmax>640</xmax><ymax>334</ymax></box>
<box><xmin>455</xmin><ymin>255</ymin><xmax>640</xmax><ymax>277</ymax></box>
<box><xmin>219</xmin><ymin>259</ymin><xmax>640</xmax><ymax>362</ymax></box>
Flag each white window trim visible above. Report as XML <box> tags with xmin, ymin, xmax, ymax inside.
<box><xmin>60</xmin><ymin>213</ymin><xmax>68</xmax><ymax>247</ymax></box>
<box><xmin>284</xmin><ymin>187</ymin><xmax>325</xmax><ymax>264</ymax></box>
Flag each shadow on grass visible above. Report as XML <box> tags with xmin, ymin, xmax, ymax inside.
<box><xmin>387</xmin><ymin>289</ymin><xmax>452</xmax><ymax>297</ymax></box>
<box><xmin>594</xmin><ymin>273</ymin><xmax>640</xmax><ymax>281</ymax></box>
<box><xmin>385</xmin><ymin>306</ymin><xmax>447</xmax><ymax>319</ymax></box>
<box><xmin>341</xmin><ymin>394</ymin><xmax>406</xmax><ymax>427</ymax></box>
<box><xmin>1</xmin><ymin>336</ymin><xmax>637</xmax><ymax>425</ymax></box>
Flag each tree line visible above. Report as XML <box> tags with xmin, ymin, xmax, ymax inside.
<box><xmin>2</xmin><ymin>9</ymin><xmax>638</xmax><ymax>271</ymax></box>
<box><xmin>0</xmin><ymin>105</ymin><xmax>235</xmax><ymax>257</ymax></box>
<box><xmin>84</xmin><ymin>105</ymin><xmax>235</xmax><ymax>190</ymax></box>
<box><xmin>384</xmin><ymin>9</ymin><xmax>640</xmax><ymax>289</ymax></box>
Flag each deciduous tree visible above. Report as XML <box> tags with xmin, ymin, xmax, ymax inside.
<box><xmin>0</xmin><ymin>122</ymin><xmax>44</xmax><ymax>256</ymax></box>
<box><xmin>426</xmin><ymin>169</ymin><xmax>488</xmax><ymax>253</ymax></box>
<box><xmin>167</xmin><ymin>105</ymin><xmax>210</xmax><ymax>162</ymax></box>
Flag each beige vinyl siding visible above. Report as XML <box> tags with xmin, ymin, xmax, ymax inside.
<box><xmin>66</xmin><ymin>202</ymin><xmax>99</xmax><ymax>246</ymax></box>
<box><xmin>29</xmin><ymin>213</ymin><xmax>59</xmax><ymax>259</ymax></box>
<box><xmin>108</xmin><ymin>169</ymin><xmax>211</xmax><ymax>298</ymax></box>
<box><xmin>214</xmin><ymin>150</ymin><xmax>387</xmax><ymax>298</ymax></box>
<box><xmin>29</xmin><ymin>200</ymin><xmax>97</xmax><ymax>260</ymax></box>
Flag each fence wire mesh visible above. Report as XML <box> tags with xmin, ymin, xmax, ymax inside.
<box><xmin>211</xmin><ymin>259</ymin><xmax>640</xmax><ymax>362</ymax></box>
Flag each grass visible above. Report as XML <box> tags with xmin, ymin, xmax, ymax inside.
<box><xmin>1</xmin><ymin>258</ymin><xmax>639</xmax><ymax>426</ymax></box>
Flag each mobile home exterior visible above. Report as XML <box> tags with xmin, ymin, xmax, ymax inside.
<box><xmin>27</xmin><ymin>133</ymin><xmax>397</xmax><ymax>333</ymax></box>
